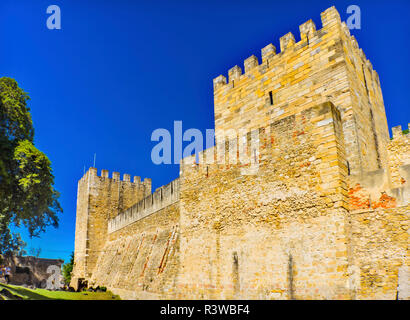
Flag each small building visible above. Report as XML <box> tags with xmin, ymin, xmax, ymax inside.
<box><xmin>2</xmin><ymin>255</ymin><xmax>64</xmax><ymax>289</ymax></box>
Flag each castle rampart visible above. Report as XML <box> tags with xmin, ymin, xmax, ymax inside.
<box><xmin>108</xmin><ymin>178</ymin><xmax>180</xmax><ymax>233</ymax></box>
<box><xmin>71</xmin><ymin>6</ymin><xmax>409</xmax><ymax>300</ymax></box>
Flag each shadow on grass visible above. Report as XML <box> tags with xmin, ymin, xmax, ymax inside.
<box><xmin>1</xmin><ymin>283</ymin><xmax>121</xmax><ymax>300</ymax></box>
<box><xmin>0</xmin><ymin>283</ymin><xmax>53</xmax><ymax>300</ymax></box>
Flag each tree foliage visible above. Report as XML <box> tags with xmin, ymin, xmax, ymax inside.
<box><xmin>0</xmin><ymin>77</ymin><xmax>61</xmax><ymax>255</ymax></box>
<box><xmin>62</xmin><ymin>252</ymin><xmax>74</xmax><ymax>285</ymax></box>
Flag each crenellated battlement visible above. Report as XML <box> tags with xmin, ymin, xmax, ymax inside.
<box><xmin>107</xmin><ymin>178</ymin><xmax>180</xmax><ymax>233</ymax></box>
<box><xmin>212</xmin><ymin>5</ymin><xmax>388</xmax><ymax>177</ymax></box>
<box><xmin>213</xmin><ymin>6</ymin><xmax>342</xmax><ymax>92</ymax></box>
<box><xmin>299</xmin><ymin>19</ymin><xmax>316</xmax><ymax>41</ymax></box>
<box><xmin>391</xmin><ymin>124</ymin><xmax>410</xmax><ymax>139</ymax></box>
<box><xmin>213</xmin><ymin>6</ymin><xmax>380</xmax><ymax>94</ymax></box>
<box><xmin>80</xmin><ymin>167</ymin><xmax>151</xmax><ymax>188</ymax></box>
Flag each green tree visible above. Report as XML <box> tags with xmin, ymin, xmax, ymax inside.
<box><xmin>62</xmin><ymin>252</ymin><xmax>74</xmax><ymax>285</ymax></box>
<box><xmin>0</xmin><ymin>77</ymin><xmax>61</xmax><ymax>255</ymax></box>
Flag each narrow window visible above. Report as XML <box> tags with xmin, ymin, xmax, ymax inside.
<box><xmin>369</xmin><ymin>109</ymin><xmax>382</xmax><ymax>169</ymax></box>
<box><xmin>287</xmin><ymin>254</ymin><xmax>295</xmax><ymax>300</ymax></box>
<box><xmin>269</xmin><ymin>91</ymin><xmax>273</xmax><ymax>105</ymax></box>
<box><xmin>362</xmin><ymin>64</ymin><xmax>369</xmax><ymax>96</ymax></box>
<box><xmin>232</xmin><ymin>252</ymin><xmax>239</xmax><ymax>295</ymax></box>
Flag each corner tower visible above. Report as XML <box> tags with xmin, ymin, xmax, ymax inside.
<box><xmin>70</xmin><ymin>167</ymin><xmax>151</xmax><ymax>288</ymax></box>
<box><xmin>213</xmin><ymin>6</ymin><xmax>389</xmax><ymax>176</ymax></box>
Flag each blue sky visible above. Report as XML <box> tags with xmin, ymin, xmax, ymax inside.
<box><xmin>1</xmin><ymin>0</ymin><xmax>409</xmax><ymax>263</ymax></box>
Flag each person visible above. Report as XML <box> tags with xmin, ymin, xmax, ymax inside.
<box><xmin>4</xmin><ymin>266</ymin><xmax>11</xmax><ymax>284</ymax></box>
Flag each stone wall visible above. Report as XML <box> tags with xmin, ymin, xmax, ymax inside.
<box><xmin>347</xmin><ymin>206</ymin><xmax>409</xmax><ymax>300</ymax></box>
<box><xmin>86</xmin><ymin>178</ymin><xmax>181</xmax><ymax>298</ymax></box>
<box><xmin>89</xmin><ymin>202</ymin><xmax>180</xmax><ymax>299</ymax></box>
<box><xmin>388</xmin><ymin>126</ymin><xmax>410</xmax><ymax>189</ymax></box>
<box><xmin>347</xmin><ymin>128</ymin><xmax>410</xmax><ymax>211</ymax></box>
<box><xmin>178</xmin><ymin>102</ymin><xmax>351</xmax><ymax>299</ymax></box>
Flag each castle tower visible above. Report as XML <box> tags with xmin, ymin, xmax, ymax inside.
<box><xmin>213</xmin><ymin>6</ymin><xmax>389</xmax><ymax>176</ymax></box>
<box><xmin>70</xmin><ymin>167</ymin><xmax>151</xmax><ymax>288</ymax></box>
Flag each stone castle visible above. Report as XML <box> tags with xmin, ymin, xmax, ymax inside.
<box><xmin>70</xmin><ymin>7</ymin><xmax>409</xmax><ymax>299</ymax></box>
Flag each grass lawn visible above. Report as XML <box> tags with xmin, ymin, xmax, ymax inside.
<box><xmin>0</xmin><ymin>283</ymin><xmax>120</xmax><ymax>300</ymax></box>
